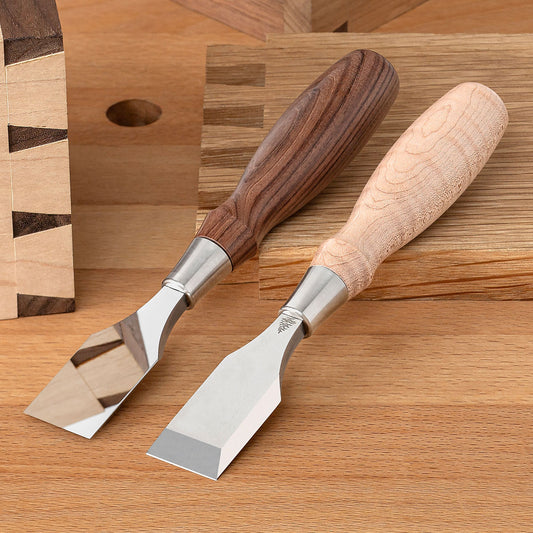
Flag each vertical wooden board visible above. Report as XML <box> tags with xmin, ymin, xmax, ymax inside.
<box><xmin>0</xmin><ymin>24</ymin><xmax>16</xmax><ymax>319</ymax></box>
<box><xmin>0</xmin><ymin>0</ymin><xmax>74</xmax><ymax>319</ymax></box>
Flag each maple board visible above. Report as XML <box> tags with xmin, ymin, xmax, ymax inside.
<box><xmin>197</xmin><ymin>33</ymin><xmax>533</xmax><ymax>300</ymax></box>
<box><xmin>0</xmin><ymin>0</ymin><xmax>74</xmax><ymax>319</ymax></box>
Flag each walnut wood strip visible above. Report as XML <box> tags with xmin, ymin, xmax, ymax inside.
<box><xmin>12</xmin><ymin>212</ymin><xmax>71</xmax><ymax>237</ymax></box>
<box><xmin>205</xmin><ymin>64</ymin><xmax>265</xmax><ymax>86</ymax></box>
<box><xmin>203</xmin><ymin>105</ymin><xmax>264</xmax><ymax>127</ymax></box>
<box><xmin>8</xmin><ymin>125</ymin><xmax>67</xmax><ymax>152</ymax></box>
<box><xmin>16</xmin><ymin>293</ymin><xmax>75</xmax><ymax>317</ymax></box>
<box><xmin>0</xmin><ymin>0</ymin><xmax>63</xmax><ymax>65</ymax></box>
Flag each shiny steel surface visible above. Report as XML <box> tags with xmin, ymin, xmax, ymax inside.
<box><xmin>26</xmin><ymin>238</ymin><xmax>232</xmax><ymax>438</ymax></box>
<box><xmin>280</xmin><ymin>266</ymin><xmax>348</xmax><ymax>336</ymax></box>
<box><xmin>148</xmin><ymin>313</ymin><xmax>306</xmax><ymax>479</ymax></box>
<box><xmin>163</xmin><ymin>237</ymin><xmax>232</xmax><ymax>307</ymax></box>
<box><xmin>25</xmin><ymin>287</ymin><xmax>188</xmax><ymax>438</ymax></box>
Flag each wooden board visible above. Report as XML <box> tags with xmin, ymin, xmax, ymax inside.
<box><xmin>0</xmin><ymin>0</ymin><xmax>74</xmax><ymax>319</ymax></box>
<box><xmin>173</xmin><ymin>0</ymin><xmax>429</xmax><ymax>39</ymax></box>
<box><xmin>197</xmin><ymin>33</ymin><xmax>533</xmax><ymax>300</ymax></box>
<box><xmin>1</xmin><ymin>1</ymin><xmax>532</xmax><ymax>531</ymax></box>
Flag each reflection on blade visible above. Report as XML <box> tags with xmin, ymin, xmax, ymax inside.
<box><xmin>25</xmin><ymin>286</ymin><xmax>188</xmax><ymax>438</ymax></box>
<box><xmin>148</xmin><ymin>313</ymin><xmax>305</xmax><ymax>479</ymax></box>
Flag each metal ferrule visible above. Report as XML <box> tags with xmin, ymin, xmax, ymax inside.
<box><xmin>280</xmin><ymin>265</ymin><xmax>348</xmax><ymax>337</ymax></box>
<box><xmin>163</xmin><ymin>237</ymin><xmax>232</xmax><ymax>308</ymax></box>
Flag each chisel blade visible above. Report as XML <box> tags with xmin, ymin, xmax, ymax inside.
<box><xmin>147</xmin><ymin>313</ymin><xmax>305</xmax><ymax>479</ymax></box>
<box><xmin>25</xmin><ymin>286</ymin><xmax>188</xmax><ymax>438</ymax></box>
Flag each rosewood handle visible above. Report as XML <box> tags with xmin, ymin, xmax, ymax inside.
<box><xmin>197</xmin><ymin>49</ymin><xmax>399</xmax><ymax>267</ymax></box>
<box><xmin>312</xmin><ymin>82</ymin><xmax>509</xmax><ymax>298</ymax></box>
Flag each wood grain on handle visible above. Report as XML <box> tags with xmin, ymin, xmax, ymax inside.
<box><xmin>197</xmin><ymin>49</ymin><xmax>399</xmax><ymax>267</ymax></box>
<box><xmin>312</xmin><ymin>82</ymin><xmax>509</xmax><ymax>298</ymax></box>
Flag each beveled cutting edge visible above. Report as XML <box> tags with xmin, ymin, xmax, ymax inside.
<box><xmin>147</xmin><ymin>266</ymin><xmax>347</xmax><ymax>479</ymax></box>
<box><xmin>148</xmin><ymin>82</ymin><xmax>509</xmax><ymax>479</ymax></box>
<box><xmin>26</xmin><ymin>50</ymin><xmax>399</xmax><ymax>438</ymax></box>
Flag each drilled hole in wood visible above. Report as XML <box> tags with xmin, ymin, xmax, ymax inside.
<box><xmin>106</xmin><ymin>99</ymin><xmax>162</xmax><ymax>127</ymax></box>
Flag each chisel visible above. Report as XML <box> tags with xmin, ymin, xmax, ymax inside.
<box><xmin>26</xmin><ymin>50</ymin><xmax>399</xmax><ymax>438</ymax></box>
<box><xmin>147</xmin><ymin>82</ymin><xmax>508</xmax><ymax>479</ymax></box>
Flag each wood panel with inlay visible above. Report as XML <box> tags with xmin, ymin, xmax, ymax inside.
<box><xmin>0</xmin><ymin>0</ymin><xmax>73</xmax><ymax>319</ymax></box>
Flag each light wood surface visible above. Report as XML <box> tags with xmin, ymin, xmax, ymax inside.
<box><xmin>313</xmin><ymin>83</ymin><xmax>508</xmax><ymax>297</ymax></box>
<box><xmin>0</xmin><ymin>0</ymin><xmax>74</xmax><ymax>319</ymax></box>
<box><xmin>1</xmin><ymin>1</ymin><xmax>532</xmax><ymax>531</ymax></box>
<box><xmin>198</xmin><ymin>33</ymin><xmax>533</xmax><ymax>300</ymax></box>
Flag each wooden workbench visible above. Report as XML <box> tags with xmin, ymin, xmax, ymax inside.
<box><xmin>1</xmin><ymin>0</ymin><xmax>532</xmax><ymax>531</ymax></box>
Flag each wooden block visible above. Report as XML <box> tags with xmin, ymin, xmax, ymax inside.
<box><xmin>173</xmin><ymin>0</ymin><xmax>429</xmax><ymax>40</ymax></box>
<box><xmin>0</xmin><ymin>0</ymin><xmax>74</xmax><ymax>319</ymax></box>
<box><xmin>198</xmin><ymin>34</ymin><xmax>533</xmax><ymax>300</ymax></box>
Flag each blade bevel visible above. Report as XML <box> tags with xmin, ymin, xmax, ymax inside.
<box><xmin>148</xmin><ymin>312</ymin><xmax>305</xmax><ymax>479</ymax></box>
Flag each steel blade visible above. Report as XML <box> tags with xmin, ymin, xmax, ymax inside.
<box><xmin>25</xmin><ymin>286</ymin><xmax>188</xmax><ymax>438</ymax></box>
<box><xmin>147</xmin><ymin>312</ymin><xmax>305</xmax><ymax>479</ymax></box>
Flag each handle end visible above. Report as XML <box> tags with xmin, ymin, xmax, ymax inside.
<box><xmin>312</xmin><ymin>82</ymin><xmax>509</xmax><ymax>300</ymax></box>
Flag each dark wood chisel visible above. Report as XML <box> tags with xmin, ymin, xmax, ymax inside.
<box><xmin>147</xmin><ymin>82</ymin><xmax>508</xmax><ymax>479</ymax></box>
<box><xmin>26</xmin><ymin>50</ymin><xmax>399</xmax><ymax>438</ymax></box>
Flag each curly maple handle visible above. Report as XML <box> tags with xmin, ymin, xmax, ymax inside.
<box><xmin>312</xmin><ymin>82</ymin><xmax>509</xmax><ymax>299</ymax></box>
<box><xmin>197</xmin><ymin>49</ymin><xmax>399</xmax><ymax>268</ymax></box>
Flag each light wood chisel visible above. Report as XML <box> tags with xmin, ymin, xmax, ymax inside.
<box><xmin>26</xmin><ymin>50</ymin><xmax>399</xmax><ymax>438</ymax></box>
<box><xmin>148</xmin><ymin>82</ymin><xmax>508</xmax><ymax>479</ymax></box>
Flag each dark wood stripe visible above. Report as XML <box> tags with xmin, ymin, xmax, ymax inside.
<box><xmin>334</xmin><ymin>21</ymin><xmax>349</xmax><ymax>32</ymax></box>
<box><xmin>71</xmin><ymin>340</ymin><xmax>124</xmax><ymax>367</ymax></box>
<box><xmin>8</xmin><ymin>125</ymin><xmax>68</xmax><ymax>152</ymax></box>
<box><xmin>206</xmin><ymin>64</ymin><xmax>265</xmax><ymax>87</ymax></box>
<box><xmin>17</xmin><ymin>294</ymin><xmax>75</xmax><ymax>317</ymax></box>
<box><xmin>12</xmin><ymin>212</ymin><xmax>71</xmax><ymax>237</ymax></box>
<box><xmin>204</xmin><ymin>105</ymin><xmax>264</xmax><ymax>128</ymax></box>
<box><xmin>0</xmin><ymin>0</ymin><xmax>63</xmax><ymax>65</ymax></box>
<box><xmin>98</xmin><ymin>391</ymin><xmax>129</xmax><ymax>409</ymax></box>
